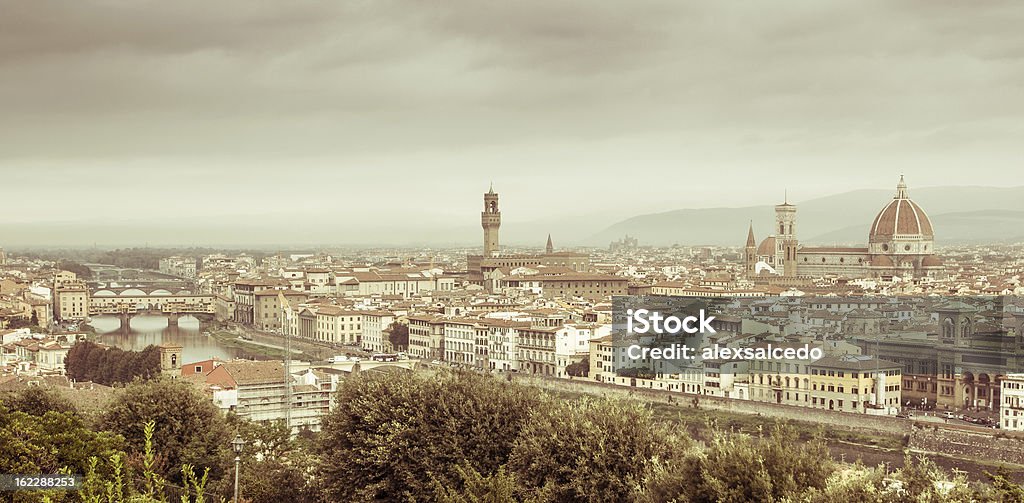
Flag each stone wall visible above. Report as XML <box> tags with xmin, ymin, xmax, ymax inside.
<box><xmin>516</xmin><ymin>375</ymin><xmax>913</xmax><ymax>437</ymax></box>
<box><xmin>909</xmin><ymin>426</ymin><xmax>1024</xmax><ymax>465</ymax></box>
<box><xmin>516</xmin><ymin>373</ymin><xmax>1024</xmax><ymax>466</ymax></box>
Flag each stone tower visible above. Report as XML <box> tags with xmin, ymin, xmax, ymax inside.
<box><xmin>158</xmin><ymin>342</ymin><xmax>183</xmax><ymax>377</ymax></box>
<box><xmin>775</xmin><ymin>195</ymin><xmax>798</xmax><ymax>278</ymax></box>
<box><xmin>545</xmin><ymin>234</ymin><xmax>554</xmax><ymax>254</ymax></box>
<box><xmin>482</xmin><ymin>184</ymin><xmax>501</xmax><ymax>257</ymax></box>
<box><xmin>744</xmin><ymin>222</ymin><xmax>756</xmax><ymax>278</ymax></box>
<box><xmin>937</xmin><ymin>301</ymin><xmax>975</xmax><ymax>348</ymax></box>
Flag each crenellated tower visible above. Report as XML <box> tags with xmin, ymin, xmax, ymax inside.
<box><xmin>482</xmin><ymin>184</ymin><xmax>501</xmax><ymax>257</ymax></box>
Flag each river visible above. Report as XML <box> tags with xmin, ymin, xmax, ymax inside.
<box><xmin>90</xmin><ymin>314</ymin><xmax>261</xmax><ymax>363</ymax></box>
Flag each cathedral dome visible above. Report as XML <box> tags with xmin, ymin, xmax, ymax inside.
<box><xmin>868</xmin><ymin>176</ymin><xmax>934</xmax><ymax>243</ymax></box>
<box><xmin>756</xmin><ymin>236</ymin><xmax>776</xmax><ymax>256</ymax></box>
<box><xmin>870</xmin><ymin>255</ymin><xmax>894</xmax><ymax>267</ymax></box>
<box><xmin>921</xmin><ymin>255</ymin><xmax>943</xmax><ymax>267</ymax></box>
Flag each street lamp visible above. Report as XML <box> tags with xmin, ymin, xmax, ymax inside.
<box><xmin>231</xmin><ymin>433</ymin><xmax>245</xmax><ymax>503</ymax></box>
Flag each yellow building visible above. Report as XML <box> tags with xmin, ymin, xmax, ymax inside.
<box><xmin>809</xmin><ymin>355</ymin><xmax>902</xmax><ymax>414</ymax></box>
<box><xmin>53</xmin><ymin>271</ymin><xmax>88</xmax><ymax>322</ymax></box>
<box><xmin>253</xmin><ymin>289</ymin><xmax>307</xmax><ymax>332</ymax></box>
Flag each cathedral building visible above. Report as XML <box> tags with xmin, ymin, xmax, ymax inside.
<box><xmin>744</xmin><ymin>176</ymin><xmax>944</xmax><ymax>280</ymax></box>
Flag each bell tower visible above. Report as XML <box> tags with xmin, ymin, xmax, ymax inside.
<box><xmin>158</xmin><ymin>342</ymin><xmax>183</xmax><ymax>377</ymax></box>
<box><xmin>744</xmin><ymin>222</ymin><xmax>756</xmax><ymax>278</ymax></box>
<box><xmin>482</xmin><ymin>184</ymin><xmax>501</xmax><ymax>257</ymax></box>
<box><xmin>775</xmin><ymin>194</ymin><xmax>798</xmax><ymax>278</ymax></box>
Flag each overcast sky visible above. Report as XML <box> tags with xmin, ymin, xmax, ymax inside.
<box><xmin>1</xmin><ymin>1</ymin><xmax>1022</xmax><ymax>246</ymax></box>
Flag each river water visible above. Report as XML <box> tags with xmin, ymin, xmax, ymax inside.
<box><xmin>90</xmin><ymin>314</ymin><xmax>259</xmax><ymax>363</ymax></box>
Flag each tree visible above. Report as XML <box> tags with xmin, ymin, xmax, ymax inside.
<box><xmin>101</xmin><ymin>378</ymin><xmax>232</xmax><ymax>492</ymax></box>
<box><xmin>616</xmin><ymin>366</ymin><xmax>656</xmax><ymax>379</ymax></box>
<box><xmin>643</xmin><ymin>423</ymin><xmax>833</xmax><ymax>503</ymax></box>
<box><xmin>508</xmin><ymin>398</ymin><xmax>687</xmax><ymax>502</ymax></box>
<box><xmin>65</xmin><ymin>341</ymin><xmax>161</xmax><ymax>386</ymax></box>
<box><xmin>986</xmin><ymin>466</ymin><xmax>1024</xmax><ymax>502</ymax></box>
<box><xmin>0</xmin><ymin>402</ymin><xmax>125</xmax><ymax>483</ymax></box>
<box><xmin>436</xmin><ymin>465</ymin><xmax>519</xmax><ymax>503</ymax></box>
<box><xmin>1</xmin><ymin>386</ymin><xmax>75</xmax><ymax>417</ymax></box>
<box><xmin>565</xmin><ymin>358</ymin><xmax>589</xmax><ymax>377</ymax></box>
<box><xmin>316</xmin><ymin>370</ymin><xmax>542</xmax><ymax>501</ymax></box>
<box><xmin>387</xmin><ymin>321</ymin><xmax>409</xmax><ymax>350</ymax></box>
<box><xmin>226</xmin><ymin>415</ymin><xmax>319</xmax><ymax>503</ymax></box>
<box><xmin>57</xmin><ymin>259</ymin><xmax>93</xmax><ymax>279</ymax></box>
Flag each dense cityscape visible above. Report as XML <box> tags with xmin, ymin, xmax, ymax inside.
<box><xmin>4</xmin><ymin>1</ymin><xmax>1024</xmax><ymax>499</ymax></box>
<box><xmin>3</xmin><ymin>178</ymin><xmax>1024</xmax><ymax>500</ymax></box>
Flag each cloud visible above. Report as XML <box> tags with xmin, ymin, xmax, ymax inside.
<box><xmin>0</xmin><ymin>0</ymin><xmax>1022</xmax><ymax>245</ymax></box>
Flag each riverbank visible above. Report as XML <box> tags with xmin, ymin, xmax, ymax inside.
<box><xmin>206</xmin><ymin>329</ymin><xmax>295</xmax><ymax>359</ymax></box>
<box><xmin>205</xmin><ymin>321</ymin><xmax>368</xmax><ymax>362</ymax></box>
<box><xmin>516</xmin><ymin>374</ymin><xmax>1024</xmax><ymax>483</ymax></box>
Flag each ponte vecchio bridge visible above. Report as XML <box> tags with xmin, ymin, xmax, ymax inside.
<box><xmin>88</xmin><ymin>286</ymin><xmax>215</xmax><ymax>328</ymax></box>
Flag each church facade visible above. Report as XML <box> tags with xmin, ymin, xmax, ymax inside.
<box><xmin>744</xmin><ymin>176</ymin><xmax>944</xmax><ymax>280</ymax></box>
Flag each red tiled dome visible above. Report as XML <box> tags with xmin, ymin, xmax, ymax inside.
<box><xmin>869</xmin><ymin>176</ymin><xmax>933</xmax><ymax>243</ymax></box>
<box><xmin>870</xmin><ymin>255</ymin><xmax>894</xmax><ymax>267</ymax></box>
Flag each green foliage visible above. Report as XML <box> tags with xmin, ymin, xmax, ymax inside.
<box><xmin>387</xmin><ymin>321</ymin><xmax>410</xmax><ymax>349</ymax></box>
<box><xmin>804</xmin><ymin>455</ymin><xmax>986</xmax><ymax>503</ymax></box>
<box><xmin>1</xmin><ymin>386</ymin><xmax>76</xmax><ymax>417</ymax></box>
<box><xmin>986</xmin><ymin>466</ymin><xmax>1024</xmax><ymax>502</ymax></box>
<box><xmin>616</xmin><ymin>366</ymin><xmax>656</xmax><ymax>379</ymax></box>
<box><xmin>508</xmin><ymin>398</ymin><xmax>686</xmax><ymax>503</ymax></box>
<box><xmin>178</xmin><ymin>464</ymin><xmax>210</xmax><ymax>503</ymax></box>
<box><xmin>227</xmin><ymin>415</ymin><xmax>317</xmax><ymax>503</ymax></box>
<box><xmin>317</xmin><ymin>370</ymin><xmax>543</xmax><ymax>502</ymax></box>
<box><xmin>0</xmin><ymin>402</ymin><xmax>125</xmax><ymax>480</ymax></box>
<box><xmin>141</xmin><ymin>420</ymin><xmax>167</xmax><ymax>501</ymax></box>
<box><xmin>436</xmin><ymin>465</ymin><xmax>520</xmax><ymax>503</ymax></box>
<box><xmin>6</xmin><ymin>314</ymin><xmax>41</xmax><ymax>331</ymax></box>
<box><xmin>65</xmin><ymin>341</ymin><xmax>162</xmax><ymax>386</ymax></box>
<box><xmin>56</xmin><ymin>260</ymin><xmax>93</xmax><ymax>280</ymax></box>
<box><xmin>564</xmin><ymin>358</ymin><xmax>589</xmax><ymax>377</ymax></box>
<box><xmin>101</xmin><ymin>379</ymin><xmax>231</xmax><ymax>490</ymax></box>
<box><xmin>642</xmin><ymin>423</ymin><xmax>832</xmax><ymax>503</ymax></box>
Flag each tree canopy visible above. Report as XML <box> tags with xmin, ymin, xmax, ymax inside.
<box><xmin>65</xmin><ymin>341</ymin><xmax>161</xmax><ymax>386</ymax></box>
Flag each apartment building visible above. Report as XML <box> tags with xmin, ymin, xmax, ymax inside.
<box><xmin>1001</xmin><ymin>373</ymin><xmax>1024</xmax><ymax>431</ymax></box>
<box><xmin>442</xmin><ymin>318</ymin><xmax>480</xmax><ymax>366</ymax></box>
<box><xmin>408</xmin><ymin>315</ymin><xmax>445</xmax><ymax>360</ymax></box>
<box><xmin>314</xmin><ymin>305</ymin><xmax>362</xmax><ymax>345</ymax></box>
<box><xmin>808</xmin><ymin>355</ymin><xmax>902</xmax><ymax>414</ymax></box>
<box><xmin>361</xmin><ymin>310</ymin><xmax>395</xmax><ymax>353</ymax></box>
<box><xmin>486</xmin><ymin>319</ymin><xmax>530</xmax><ymax>371</ymax></box>
<box><xmin>517</xmin><ymin>326</ymin><xmax>559</xmax><ymax>376</ymax></box>
<box><xmin>53</xmin><ymin>282</ymin><xmax>89</xmax><ymax>322</ymax></box>
<box><xmin>555</xmin><ymin>323</ymin><xmax>610</xmax><ymax>378</ymax></box>
<box><xmin>253</xmin><ymin>289</ymin><xmax>307</xmax><ymax>332</ymax></box>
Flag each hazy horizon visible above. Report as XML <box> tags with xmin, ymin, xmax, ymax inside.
<box><xmin>3</xmin><ymin>1</ymin><xmax>1023</xmax><ymax>246</ymax></box>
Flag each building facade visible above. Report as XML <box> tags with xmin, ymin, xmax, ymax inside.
<box><xmin>745</xmin><ymin>176</ymin><xmax>944</xmax><ymax>280</ymax></box>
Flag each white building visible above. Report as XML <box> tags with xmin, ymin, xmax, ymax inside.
<box><xmin>555</xmin><ymin>323</ymin><xmax>610</xmax><ymax>378</ymax></box>
<box><xmin>1001</xmin><ymin>373</ymin><xmax>1024</xmax><ymax>431</ymax></box>
<box><xmin>361</xmin><ymin>310</ymin><xmax>396</xmax><ymax>353</ymax></box>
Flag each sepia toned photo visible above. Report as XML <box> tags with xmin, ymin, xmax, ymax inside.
<box><xmin>2</xmin><ymin>1</ymin><xmax>1024</xmax><ymax>502</ymax></box>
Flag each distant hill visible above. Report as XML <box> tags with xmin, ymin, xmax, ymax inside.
<box><xmin>587</xmin><ymin>186</ymin><xmax>1024</xmax><ymax>246</ymax></box>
